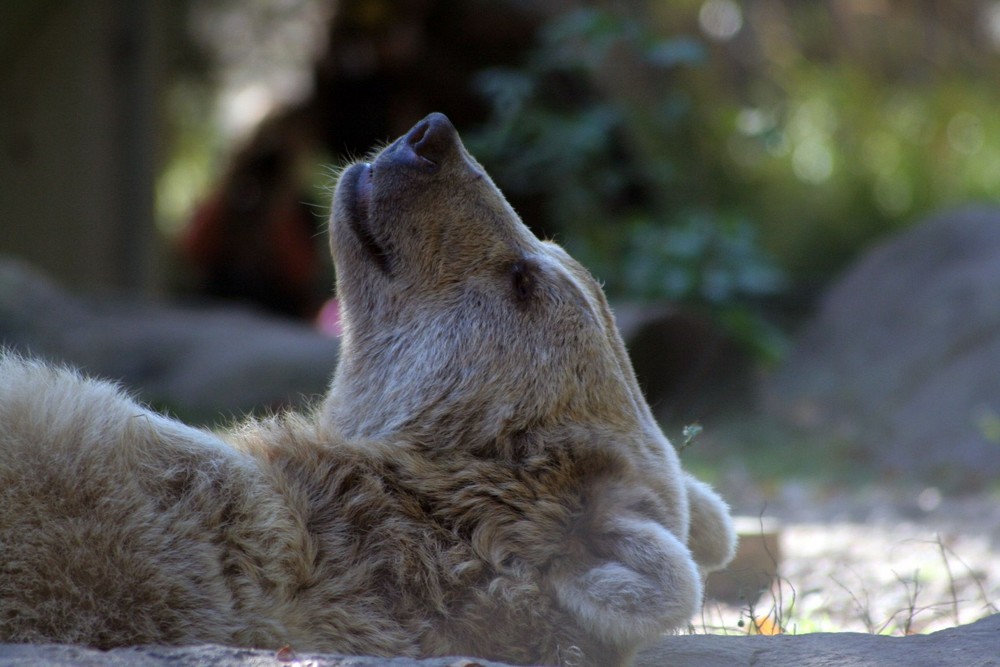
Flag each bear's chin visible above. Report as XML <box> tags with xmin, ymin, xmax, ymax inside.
<box><xmin>340</xmin><ymin>162</ymin><xmax>390</xmax><ymax>274</ymax></box>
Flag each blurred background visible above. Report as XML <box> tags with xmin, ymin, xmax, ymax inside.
<box><xmin>2</xmin><ymin>0</ymin><xmax>999</xmax><ymax>633</ymax></box>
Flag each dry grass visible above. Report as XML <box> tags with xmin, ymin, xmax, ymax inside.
<box><xmin>691</xmin><ymin>487</ymin><xmax>1000</xmax><ymax>636</ymax></box>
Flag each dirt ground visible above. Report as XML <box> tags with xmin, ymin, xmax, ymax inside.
<box><xmin>697</xmin><ymin>481</ymin><xmax>1000</xmax><ymax>636</ymax></box>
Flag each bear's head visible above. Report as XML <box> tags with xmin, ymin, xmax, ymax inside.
<box><xmin>324</xmin><ymin>113</ymin><xmax>691</xmax><ymax>529</ymax></box>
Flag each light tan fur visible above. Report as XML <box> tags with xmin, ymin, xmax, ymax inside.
<box><xmin>0</xmin><ymin>114</ymin><xmax>735</xmax><ymax>666</ymax></box>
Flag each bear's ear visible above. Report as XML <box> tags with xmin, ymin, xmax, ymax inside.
<box><xmin>684</xmin><ymin>474</ymin><xmax>738</xmax><ymax>574</ymax></box>
<box><xmin>548</xmin><ymin>483</ymin><xmax>701</xmax><ymax>650</ymax></box>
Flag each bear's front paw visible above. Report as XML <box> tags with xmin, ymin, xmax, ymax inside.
<box><xmin>552</xmin><ymin>517</ymin><xmax>701</xmax><ymax>648</ymax></box>
<box><xmin>685</xmin><ymin>473</ymin><xmax>738</xmax><ymax>574</ymax></box>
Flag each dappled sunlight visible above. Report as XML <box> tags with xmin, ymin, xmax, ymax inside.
<box><xmin>698</xmin><ymin>0</ymin><xmax>743</xmax><ymax>42</ymax></box>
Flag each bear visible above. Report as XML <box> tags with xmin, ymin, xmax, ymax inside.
<box><xmin>0</xmin><ymin>113</ymin><xmax>735</xmax><ymax>667</ymax></box>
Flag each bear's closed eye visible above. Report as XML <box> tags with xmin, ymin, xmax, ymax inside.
<box><xmin>510</xmin><ymin>259</ymin><xmax>538</xmax><ymax>303</ymax></box>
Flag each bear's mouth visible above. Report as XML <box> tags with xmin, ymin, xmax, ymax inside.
<box><xmin>342</xmin><ymin>162</ymin><xmax>391</xmax><ymax>274</ymax></box>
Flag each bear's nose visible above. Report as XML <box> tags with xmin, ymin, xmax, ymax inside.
<box><xmin>405</xmin><ymin>112</ymin><xmax>458</xmax><ymax>166</ymax></box>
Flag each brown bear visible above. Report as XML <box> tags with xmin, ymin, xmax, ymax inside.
<box><xmin>0</xmin><ymin>113</ymin><xmax>735</xmax><ymax>666</ymax></box>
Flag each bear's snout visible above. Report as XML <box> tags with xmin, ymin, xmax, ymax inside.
<box><xmin>380</xmin><ymin>113</ymin><xmax>466</xmax><ymax>176</ymax></box>
<box><xmin>404</xmin><ymin>113</ymin><xmax>458</xmax><ymax>169</ymax></box>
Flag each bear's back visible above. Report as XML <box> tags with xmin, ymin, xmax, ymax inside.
<box><xmin>0</xmin><ymin>356</ymin><xmax>296</xmax><ymax>647</ymax></box>
<box><xmin>0</xmin><ymin>355</ymin><xmax>616</xmax><ymax>662</ymax></box>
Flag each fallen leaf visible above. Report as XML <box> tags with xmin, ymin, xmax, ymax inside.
<box><xmin>754</xmin><ymin>615</ymin><xmax>782</xmax><ymax>635</ymax></box>
<box><xmin>276</xmin><ymin>645</ymin><xmax>297</xmax><ymax>662</ymax></box>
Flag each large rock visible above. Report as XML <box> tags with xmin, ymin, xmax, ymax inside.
<box><xmin>0</xmin><ymin>258</ymin><xmax>339</xmax><ymax>425</ymax></box>
<box><xmin>614</xmin><ymin>303</ymin><xmax>755</xmax><ymax>425</ymax></box>
<box><xmin>764</xmin><ymin>207</ymin><xmax>1000</xmax><ymax>487</ymax></box>
<box><xmin>636</xmin><ymin>612</ymin><xmax>1000</xmax><ymax>666</ymax></box>
<box><xmin>0</xmin><ymin>645</ymin><xmax>509</xmax><ymax>666</ymax></box>
<box><xmin>1</xmin><ymin>614</ymin><xmax>996</xmax><ymax>666</ymax></box>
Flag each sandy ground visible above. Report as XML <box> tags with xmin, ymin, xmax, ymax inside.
<box><xmin>696</xmin><ymin>482</ymin><xmax>1000</xmax><ymax>636</ymax></box>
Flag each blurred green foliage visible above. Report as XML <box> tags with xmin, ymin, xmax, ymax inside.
<box><xmin>468</xmin><ymin>7</ymin><xmax>787</xmax><ymax>359</ymax></box>
<box><xmin>691</xmin><ymin>2</ymin><xmax>1000</xmax><ymax>283</ymax></box>
<box><xmin>469</xmin><ymin>2</ymin><xmax>1000</xmax><ymax>357</ymax></box>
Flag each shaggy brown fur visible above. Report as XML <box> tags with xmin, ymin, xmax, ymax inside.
<box><xmin>0</xmin><ymin>114</ymin><xmax>735</xmax><ymax>666</ymax></box>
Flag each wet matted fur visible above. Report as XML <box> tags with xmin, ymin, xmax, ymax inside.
<box><xmin>0</xmin><ymin>114</ymin><xmax>736</xmax><ymax>666</ymax></box>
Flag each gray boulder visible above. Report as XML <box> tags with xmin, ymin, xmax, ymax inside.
<box><xmin>763</xmin><ymin>207</ymin><xmax>1000</xmax><ymax>486</ymax></box>
<box><xmin>0</xmin><ymin>258</ymin><xmax>339</xmax><ymax>425</ymax></box>
<box><xmin>636</xmin><ymin>612</ymin><xmax>1000</xmax><ymax>666</ymax></box>
<box><xmin>614</xmin><ymin>303</ymin><xmax>755</xmax><ymax>425</ymax></box>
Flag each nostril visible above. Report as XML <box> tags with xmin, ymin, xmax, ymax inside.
<box><xmin>405</xmin><ymin>122</ymin><xmax>435</xmax><ymax>169</ymax></box>
<box><xmin>404</xmin><ymin>113</ymin><xmax>457</xmax><ymax>167</ymax></box>
<box><xmin>407</xmin><ymin>121</ymin><xmax>428</xmax><ymax>149</ymax></box>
